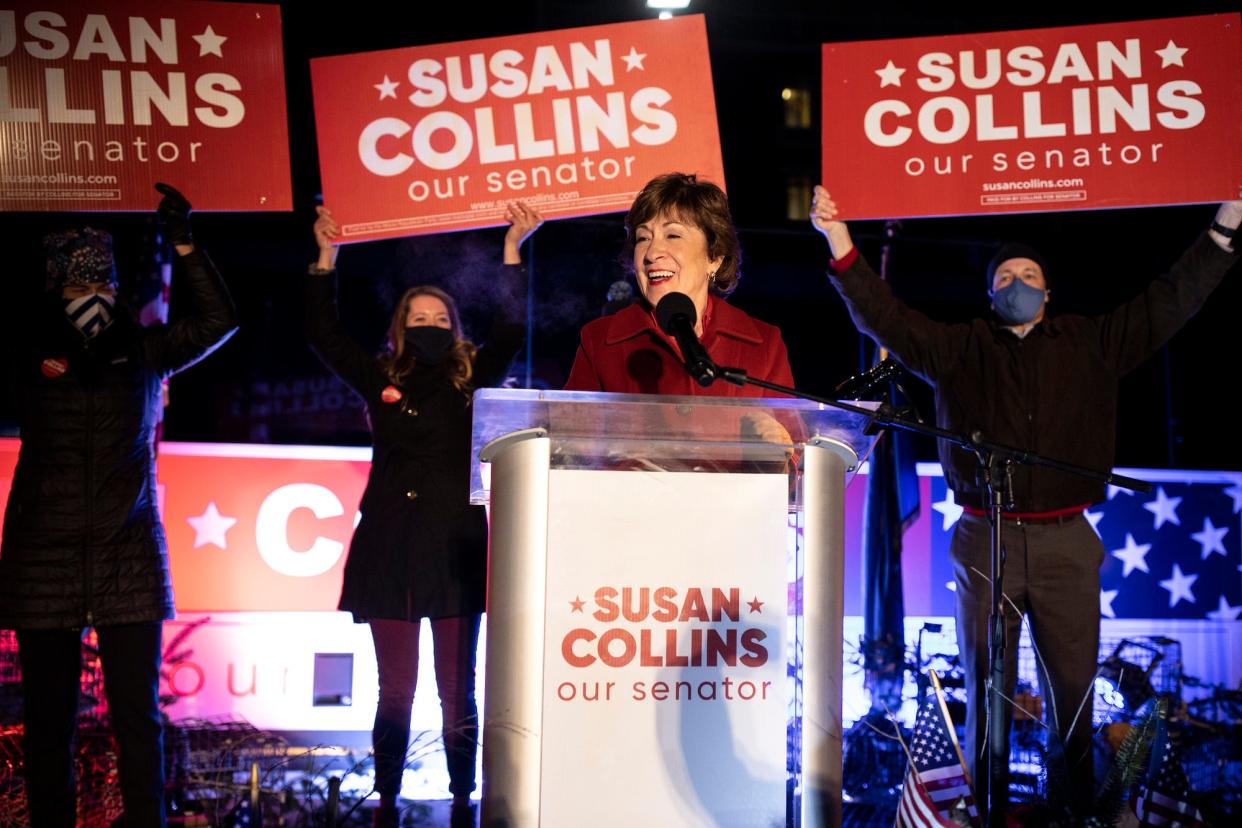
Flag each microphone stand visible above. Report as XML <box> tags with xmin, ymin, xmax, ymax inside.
<box><xmin>711</xmin><ymin>364</ymin><xmax>1151</xmax><ymax>827</ymax></box>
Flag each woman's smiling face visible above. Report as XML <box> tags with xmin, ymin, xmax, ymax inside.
<box><xmin>632</xmin><ymin>211</ymin><xmax>723</xmax><ymax>321</ymax></box>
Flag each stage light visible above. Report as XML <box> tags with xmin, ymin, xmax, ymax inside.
<box><xmin>1094</xmin><ymin>675</ymin><xmax>1126</xmax><ymax>710</ymax></box>
<box><xmin>647</xmin><ymin>0</ymin><xmax>692</xmax><ymax>8</ymax></box>
<box><xmin>659</xmin><ymin>11</ymin><xmax>673</xmax><ymax>19</ymax></box>
<box><xmin>1096</xmin><ymin>653</ymin><xmax>1157</xmax><ymax>712</ymax></box>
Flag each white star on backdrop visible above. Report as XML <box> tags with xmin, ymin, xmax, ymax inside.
<box><xmin>932</xmin><ymin>489</ymin><xmax>964</xmax><ymax>530</ymax></box>
<box><xmin>875</xmin><ymin>60</ymin><xmax>905</xmax><ymax>87</ymax></box>
<box><xmin>374</xmin><ymin>75</ymin><xmax>399</xmax><ymax>99</ymax></box>
<box><xmin>192</xmin><ymin>25</ymin><xmax>227</xmax><ymax>58</ymax></box>
<box><xmin>1154</xmin><ymin>40</ymin><xmax>1189</xmax><ymax>68</ymax></box>
<box><xmin>187</xmin><ymin>502</ymin><xmax>237</xmax><ymax>549</ymax></box>
<box><xmin>1223</xmin><ymin>481</ymin><xmax>1242</xmax><ymax>514</ymax></box>
<box><xmin>1206</xmin><ymin>596</ymin><xmax>1241</xmax><ymax>621</ymax></box>
<box><xmin>1100</xmin><ymin>589</ymin><xmax>1118</xmax><ymax>619</ymax></box>
<box><xmin>1085</xmin><ymin>509</ymin><xmax>1104</xmax><ymax>535</ymax></box>
<box><xmin>1107</xmin><ymin>484</ymin><xmax>1137</xmax><ymax>500</ymax></box>
<box><xmin>1191</xmin><ymin>517</ymin><xmax>1229</xmax><ymax>560</ymax></box>
<box><xmin>1111</xmin><ymin>533</ymin><xmax>1152</xmax><ymax>577</ymax></box>
<box><xmin>621</xmin><ymin>47</ymin><xmax>647</xmax><ymax>71</ymax></box>
<box><xmin>1158</xmin><ymin>563</ymin><xmax>1198</xmax><ymax>608</ymax></box>
<box><xmin>1143</xmin><ymin>487</ymin><xmax>1182</xmax><ymax>530</ymax></box>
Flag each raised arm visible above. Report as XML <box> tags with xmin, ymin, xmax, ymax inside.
<box><xmin>304</xmin><ymin>206</ymin><xmax>380</xmax><ymax>394</ymax></box>
<box><xmin>810</xmin><ymin>185</ymin><xmax>968</xmax><ymax>383</ymax></box>
<box><xmin>145</xmin><ymin>183</ymin><xmax>238</xmax><ymax>377</ymax></box>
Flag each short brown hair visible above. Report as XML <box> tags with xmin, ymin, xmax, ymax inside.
<box><xmin>624</xmin><ymin>173</ymin><xmax>742</xmax><ymax>296</ymax></box>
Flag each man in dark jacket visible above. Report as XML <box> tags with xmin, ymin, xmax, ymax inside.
<box><xmin>810</xmin><ymin>187</ymin><xmax>1240</xmax><ymax>815</ymax></box>
<box><xmin>0</xmin><ymin>184</ymin><xmax>238</xmax><ymax>826</ymax></box>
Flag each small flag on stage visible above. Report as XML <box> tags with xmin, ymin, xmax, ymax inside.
<box><xmin>1134</xmin><ymin>725</ymin><xmax>1205</xmax><ymax>827</ymax></box>
<box><xmin>897</xmin><ymin>672</ymin><xmax>978</xmax><ymax>828</ymax></box>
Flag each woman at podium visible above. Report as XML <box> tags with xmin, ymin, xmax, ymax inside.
<box><xmin>564</xmin><ymin>172</ymin><xmax>794</xmax><ymax>396</ymax></box>
<box><xmin>306</xmin><ymin>202</ymin><xmax>541</xmax><ymax>827</ymax></box>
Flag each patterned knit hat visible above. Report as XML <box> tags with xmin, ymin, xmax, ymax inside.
<box><xmin>43</xmin><ymin>227</ymin><xmax>118</xmax><ymax>292</ymax></box>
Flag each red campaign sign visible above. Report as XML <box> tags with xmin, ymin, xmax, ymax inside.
<box><xmin>822</xmin><ymin>14</ymin><xmax>1242</xmax><ymax>218</ymax></box>
<box><xmin>0</xmin><ymin>2</ymin><xmax>292</xmax><ymax>212</ymax></box>
<box><xmin>310</xmin><ymin>15</ymin><xmax>724</xmax><ymax>242</ymax></box>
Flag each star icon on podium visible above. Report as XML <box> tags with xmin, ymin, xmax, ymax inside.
<box><xmin>569</xmin><ymin>596</ymin><xmax>585</xmax><ymax>613</ymax></box>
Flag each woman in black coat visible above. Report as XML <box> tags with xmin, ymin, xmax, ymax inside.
<box><xmin>1</xmin><ymin>184</ymin><xmax>237</xmax><ymax>826</ymax></box>
<box><xmin>306</xmin><ymin>203</ymin><xmax>541</xmax><ymax>826</ymax></box>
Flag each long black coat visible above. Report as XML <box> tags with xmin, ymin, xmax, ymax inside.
<box><xmin>0</xmin><ymin>249</ymin><xmax>238</xmax><ymax>630</ymax></box>
<box><xmin>305</xmin><ymin>266</ymin><xmax>524</xmax><ymax>621</ymax></box>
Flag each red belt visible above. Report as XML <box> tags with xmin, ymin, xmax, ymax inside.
<box><xmin>961</xmin><ymin>503</ymin><xmax>1089</xmax><ymax>525</ymax></box>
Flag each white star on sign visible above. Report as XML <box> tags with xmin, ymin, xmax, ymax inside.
<box><xmin>192</xmin><ymin>25</ymin><xmax>228</xmax><ymax>58</ymax></box>
<box><xmin>187</xmin><ymin>502</ymin><xmax>237</xmax><ymax>549</ymax></box>
<box><xmin>875</xmin><ymin>60</ymin><xmax>905</xmax><ymax>87</ymax></box>
<box><xmin>1111</xmin><ymin>533</ymin><xmax>1151</xmax><ymax>577</ymax></box>
<box><xmin>621</xmin><ymin>46</ymin><xmax>646</xmax><ymax>72</ymax></box>
<box><xmin>1206</xmin><ymin>595</ymin><xmax>1242</xmax><ymax>621</ymax></box>
<box><xmin>1191</xmin><ymin>517</ymin><xmax>1229</xmax><ymax>560</ymax></box>
<box><xmin>1100</xmin><ymin>589</ymin><xmax>1119</xmax><ymax>619</ymax></box>
<box><xmin>1143</xmin><ymin>487</ymin><xmax>1182</xmax><ymax>530</ymax></box>
<box><xmin>1158</xmin><ymin>563</ymin><xmax>1198</xmax><ymax>608</ymax></box>
<box><xmin>1154</xmin><ymin>40</ymin><xmax>1188</xmax><ymax>68</ymax></box>
<box><xmin>932</xmin><ymin>489</ymin><xmax>964</xmax><ymax>530</ymax></box>
<box><xmin>1085</xmin><ymin>509</ymin><xmax>1104</xmax><ymax>536</ymax></box>
<box><xmin>374</xmin><ymin>75</ymin><xmax>399</xmax><ymax>100</ymax></box>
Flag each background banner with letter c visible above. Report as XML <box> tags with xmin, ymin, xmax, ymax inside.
<box><xmin>821</xmin><ymin>14</ymin><xmax>1242</xmax><ymax>219</ymax></box>
<box><xmin>0</xmin><ymin>1</ymin><xmax>292</xmax><ymax>212</ymax></box>
<box><xmin>309</xmin><ymin>15</ymin><xmax>724</xmax><ymax>242</ymax></box>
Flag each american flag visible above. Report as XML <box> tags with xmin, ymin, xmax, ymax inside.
<box><xmin>897</xmin><ymin>678</ymin><xmax>978</xmax><ymax>828</ymax></box>
<box><xmin>1134</xmin><ymin>733</ymin><xmax>1205</xmax><ymax>827</ymax></box>
<box><xmin>133</xmin><ymin>222</ymin><xmax>173</xmax><ymax>443</ymax></box>
<box><xmin>927</xmin><ymin>475</ymin><xmax>1242</xmax><ymax>620</ymax></box>
<box><xmin>1095</xmin><ymin>479</ymin><xmax>1241</xmax><ymax>621</ymax></box>
<box><xmin>134</xmin><ymin>221</ymin><xmax>172</xmax><ymax>328</ymax></box>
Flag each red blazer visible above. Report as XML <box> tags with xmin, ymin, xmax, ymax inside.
<box><xmin>564</xmin><ymin>297</ymin><xmax>794</xmax><ymax>396</ymax></box>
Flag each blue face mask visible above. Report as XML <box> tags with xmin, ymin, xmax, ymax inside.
<box><xmin>990</xmin><ymin>280</ymin><xmax>1046</xmax><ymax>325</ymax></box>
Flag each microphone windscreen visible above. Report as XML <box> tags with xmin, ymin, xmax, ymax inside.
<box><xmin>654</xmin><ymin>291</ymin><xmax>697</xmax><ymax>336</ymax></box>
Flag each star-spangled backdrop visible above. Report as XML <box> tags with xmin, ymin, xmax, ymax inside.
<box><xmin>922</xmin><ymin>472</ymin><xmax>1242</xmax><ymax>621</ymax></box>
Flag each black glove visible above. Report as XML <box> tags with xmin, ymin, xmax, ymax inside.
<box><xmin>156</xmin><ymin>182</ymin><xmax>193</xmax><ymax>247</ymax></box>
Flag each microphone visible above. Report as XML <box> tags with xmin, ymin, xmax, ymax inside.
<box><xmin>654</xmin><ymin>292</ymin><xmax>717</xmax><ymax>387</ymax></box>
<box><xmin>834</xmin><ymin>357</ymin><xmax>904</xmax><ymax>401</ymax></box>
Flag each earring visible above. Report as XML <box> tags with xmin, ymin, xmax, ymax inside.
<box><xmin>708</xmin><ymin>271</ymin><xmax>718</xmax><ymax>287</ymax></box>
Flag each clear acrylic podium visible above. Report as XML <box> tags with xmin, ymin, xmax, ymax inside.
<box><xmin>470</xmin><ymin>390</ymin><xmax>878</xmax><ymax>828</ymax></box>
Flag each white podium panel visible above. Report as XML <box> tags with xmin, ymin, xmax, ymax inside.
<box><xmin>541</xmin><ymin>470</ymin><xmax>788</xmax><ymax>827</ymax></box>
<box><xmin>474</xmin><ymin>390</ymin><xmax>877</xmax><ymax>828</ymax></box>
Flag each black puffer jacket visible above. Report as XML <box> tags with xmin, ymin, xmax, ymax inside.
<box><xmin>0</xmin><ymin>248</ymin><xmax>237</xmax><ymax>630</ymax></box>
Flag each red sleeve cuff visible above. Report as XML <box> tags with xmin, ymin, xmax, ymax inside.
<box><xmin>829</xmin><ymin>246</ymin><xmax>859</xmax><ymax>273</ymax></box>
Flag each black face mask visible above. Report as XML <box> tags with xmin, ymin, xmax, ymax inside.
<box><xmin>403</xmin><ymin>325</ymin><xmax>454</xmax><ymax>364</ymax></box>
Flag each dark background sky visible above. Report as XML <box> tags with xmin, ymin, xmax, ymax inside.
<box><xmin>4</xmin><ymin>0</ymin><xmax>1239</xmax><ymax>471</ymax></box>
